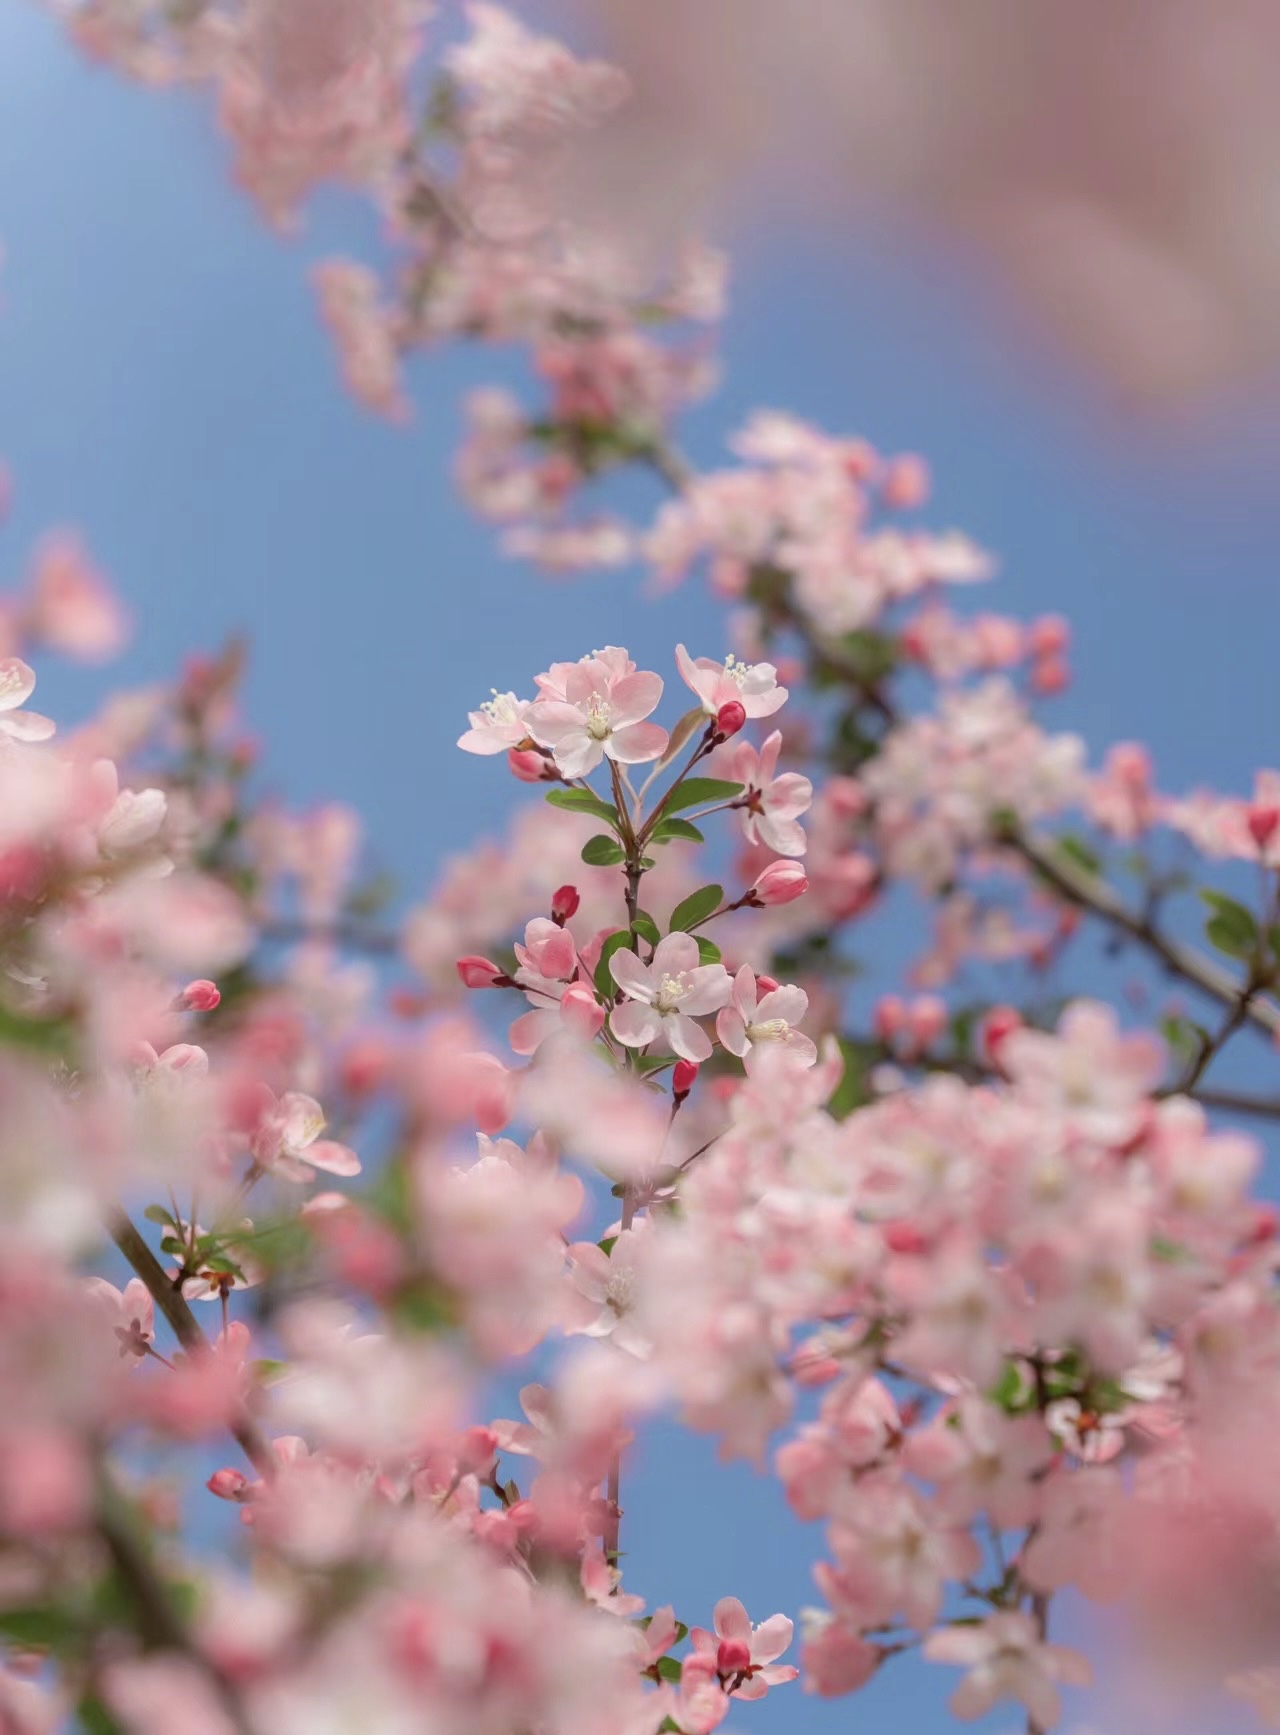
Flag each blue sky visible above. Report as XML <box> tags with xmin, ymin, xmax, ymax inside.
<box><xmin>2</xmin><ymin>5</ymin><xmax>1279</xmax><ymax>1730</ymax></box>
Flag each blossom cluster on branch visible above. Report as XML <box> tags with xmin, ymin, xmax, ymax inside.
<box><xmin>6</xmin><ymin>4</ymin><xmax>1280</xmax><ymax>1734</ymax></box>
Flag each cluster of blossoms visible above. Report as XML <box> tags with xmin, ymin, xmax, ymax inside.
<box><xmin>17</xmin><ymin>5</ymin><xmax>1280</xmax><ymax>1734</ymax></box>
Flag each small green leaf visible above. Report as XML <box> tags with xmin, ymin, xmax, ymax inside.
<box><xmin>695</xmin><ymin>936</ymin><xmax>722</xmax><ymax>965</ymax></box>
<box><xmin>598</xmin><ymin>1236</ymin><xmax>618</xmax><ymax>1256</ymax></box>
<box><xmin>656</xmin><ymin>1657</ymin><xmax>683</xmax><ymax>1682</ymax></box>
<box><xmin>595</xmin><ymin>930</ymin><xmax>634</xmax><ymax>999</ymax></box>
<box><xmin>1199</xmin><ymin>889</ymin><xmax>1259</xmax><ymax>959</ymax></box>
<box><xmin>673</xmin><ymin>1621</ymin><xmax>689</xmax><ymax>1643</ymax></box>
<box><xmin>661</xmin><ymin>779</ymin><xmax>743</xmax><ymax>815</ymax></box>
<box><xmin>669</xmin><ymin>884</ymin><xmax>723</xmax><ymax>931</ymax></box>
<box><xmin>632</xmin><ymin>910</ymin><xmax>661</xmax><ymax>946</ymax></box>
<box><xmin>143</xmin><ymin>1205</ymin><xmax>177</xmax><ymax>1228</ymax></box>
<box><xmin>651</xmin><ymin>817</ymin><xmax>705</xmax><ymax>845</ymax></box>
<box><xmin>581</xmin><ymin>834</ymin><xmax>626</xmax><ymax>867</ymax></box>
<box><xmin>546</xmin><ymin>788</ymin><xmax>621</xmax><ymax>826</ymax></box>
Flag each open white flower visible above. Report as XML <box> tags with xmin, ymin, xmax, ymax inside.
<box><xmin>608</xmin><ymin>931</ymin><xmax>731</xmax><ymax>1062</ymax></box>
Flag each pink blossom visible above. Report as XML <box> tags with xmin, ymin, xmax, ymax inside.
<box><xmin>250</xmin><ymin>1089</ymin><xmax>360</xmax><ymax>1182</ymax></box>
<box><xmin>751</xmin><ymin>860</ymin><xmax>807</xmax><ymax>905</ymax></box>
<box><xmin>526</xmin><ymin>657</ymin><xmax>667</xmax><ymax>778</ymax></box>
<box><xmin>728</xmin><ymin>730</ymin><xmax>812</xmax><ymax>856</ymax></box>
<box><xmin>716</xmin><ymin>965</ymin><xmax>816</xmax><ymax>1072</ymax></box>
<box><xmin>0</xmin><ymin>659</ymin><xmax>54</xmax><ymax>744</ymax></box>
<box><xmin>457</xmin><ymin>688</ymin><xmax>535</xmax><ymax>755</ymax></box>
<box><xmin>689</xmin><ymin>1596</ymin><xmax>798</xmax><ymax>1700</ymax></box>
<box><xmin>924</xmin><ymin>1611</ymin><xmax>1090</xmax><ymax>1728</ymax></box>
<box><xmin>675</xmin><ymin>643</ymin><xmax>787</xmax><ymax>719</ymax></box>
<box><xmin>609</xmin><ymin>931</ymin><xmax>732</xmax><ymax>1062</ymax></box>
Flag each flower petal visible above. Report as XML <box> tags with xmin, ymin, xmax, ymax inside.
<box><xmin>0</xmin><ymin>658</ymin><xmax>36</xmax><ymax>712</ymax></box>
<box><xmin>610</xmin><ymin>1000</ymin><xmax>663</xmax><ymax>1048</ymax></box>
<box><xmin>303</xmin><ymin>1139</ymin><xmax>361</xmax><ymax>1177</ymax></box>
<box><xmin>608</xmin><ymin>670</ymin><xmax>663</xmax><ymax>728</ymax></box>
<box><xmin>606</xmin><ymin>720</ymin><xmax>668</xmax><ymax>765</ymax></box>
<box><xmin>666</xmin><ymin>1012</ymin><xmax>712</xmax><ymax>1063</ymax></box>
<box><xmin>609</xmin><ymin>947</ymin><xmax>654</xmax><ymax>1002</ymax></box>
<box><xmin>713</xmin><ymin>1598</ymin><xmax>752</xmax><ymax>1644</ymax></box>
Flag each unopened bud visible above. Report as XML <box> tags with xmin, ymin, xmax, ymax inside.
<box><xmin>560</xmin><ymin>981</ymin><xmax>605</xmax><ymax>1040</ymax></box>
<box><xmin>457</xmin><ymin>1426</ymin><xmax>499</xmax><ymax>1477</ymax></box>
<box><xmin>207</xmin><ymin>1468</ymin><xmax>251</xmax><ymax>1503</ymax></box>
<box><xmin>1248</xmin><ymin>804</ymin><xmax>1280</xmax><ymax>851</ymax></box>
<box><xmin>456</xmin><ymin>956</ymin><xmax>510</xmax><ymax>989</ymax></box>
<box><xmin>714</xmin><ymin>700</ymin><xmax>747</xmax><ymax>740</ymax></box>
<box><xmin>508</xmin><ymin>748</ymin><xmax>549</xmax><ymax>783</ymax></box>
<box><xmin>981</xmin><ymin>1005</ymin><xmax>1022</xmax><ymax>1066</ymax></box>
<box><xmin>551</xmin><ymin>884</ymin><xmax>580</xmax><ymax>924</ymax></box>
<box><xmin>672</xmin><ymin>1059</ymin><xmax>700</xmax><ymax>1102</ymax></box>
<box><xmin>751</xmin><ymin>861</ymin><xmax>807</xmax><ymax>906</ymax></box>
<box><xmin>175</xmin><ymin>978</ymin><xmax>221</xmax><ymax>1012</ymax></box>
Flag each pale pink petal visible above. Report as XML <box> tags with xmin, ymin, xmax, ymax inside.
<box><xmin>750</xmin><ymin>1614</ymin><xmax>794</xmax><ymax>1663</ymax></box>
<box><xmin>716</xmin><ymin>1008</ymin><xmax>749</xmax><ymax>1056</ymax></box>
<box><xmin>652</xmin><ymin>932</ymin><xmax>700</xmax><ymax>978</ymax></box>
<box><xmin>508</xmin><ymin>1008</ymin><xmax>559</xmax><ymax>1055</ymax></box>
<box><xmin>713</xmin><ymin>1598</ymin><xmax>753</xmax><ymax>1644</ymax></box>
<box><xmin>667</xmin><ymin>1012</ymin><xmax>713</xmax><ymax>1063</ymax></box>
<box><xmin>679</xmin><ymin>965</ymin><xmax>734</xmax><ymax>1016</ymax></box>
<box><xmin>609</xmin><ymin>947</ymin><xmax>655</xmax><ymax>1002</ymax></box>
<box><xmin>278</xmin><ymin>1091</ymin><xmax>325</xmax><ymax>1152</ymax></box>
<box><xmin>610</xmin><ymin>1000</ymin><xmax>664</xmax><ymax>1048</ymax></box>
<box><xmin>552</xmin><ymin>735</ymin><xmax>606</xmax><ymax>779</ymax></box>
<box><xmin>0</xmin><ymin>709</ymin><xmax>55</xmax><ymax>742</ymax></box>
<box><xmin>606</xmin><ymin>720</ymin><xmax>668</xmax><ymax>765</ymax></box>
<box><xmin>756</xmin><ymin>986</ymin><xmax>809</xmax><ymax>1026</ymax></box>
<box><xmin>0</xmin><ymin>658</ymin><xmax>36</xmax><ymax>711</ymax></box>
<box><xmin>608</xmin><ymin>670</ymin><xmax>664</xmax><ymax>727</ymax></box>
<box><xmin>757</xmin><ymin>812</ymin><xmax>808</xmax><ymax>857</ymax></box>
<box><xmin>732</xmin><ymin>1677</ymin><xmax>768</xmax><ymax>1701</ymax></box>
<box><xmin>300</xmin><ymin>1139</ymin><xmax>360</xmax><ymax>1177</ymax></box>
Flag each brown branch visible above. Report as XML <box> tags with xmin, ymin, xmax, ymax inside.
<box><xmin>108</xmin><ymin>1213</ymin><xmax>275</xmax><ymax>1478</ymax></box>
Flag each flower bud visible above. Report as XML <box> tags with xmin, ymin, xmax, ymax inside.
<box><xmin>207</xmin><ymin>1468</ymin><xmax>252</xmax><ymax>1503</ymax></box>
<box><xmin>751</xmin><ymin>861</ymin><xmax>807</xmax><ymax>906</ymax></box>
<box><xmin>980</xmin><ymin>1005</ymin><xmax>1022</xmax><ymax>1065</ymax></box>
<box><xmin>907</xmin><ymin>995</ymin><xmax>947</xmax><ymax>1051</ymax></box>
<box><xmin>455</xmin><ymin>955</ymin><xmax>509</xmax><ymax>989</ymax></box>
<box><xmin>1248</xmin><ymin>804</ymin><xmax>1280</xmax><ymax>851</ymax></box>
<box><xmin>508</xmin><ymin>747</ymin><xmax>548</xmax><ymax>783</ymax></box>
<box><xmin>457</xmin><ymin>1426</ymin><xmax>499</xmax><ymax>1478</ymax></box>
<box><xmin>551</xmin><ymin>884</ymin><xmax>580</xmax><ymax>924</ymax></box>
<box><xmin>560</xmin><ymin>981</ymin><xmax>605</xmax><ymax>1040</ymax></box>
<box><xmin>175</xmin><ymin>978</ymin><xmax>221</xmax><ymax>1013</ymax></box>
<box><xmin>714</xmin><ymin>700</ymin><xmax>747</xmax><ymax>739</ymax></box>
<box><xmin>874</xmin><ymin>994</ymin><xmax>906</xmax><ymax>1044</ymax></box>
<box><xmin>672</xmin><ymin>1058</ymin><xmax>700</xmax><ymax>1102</ymax></box>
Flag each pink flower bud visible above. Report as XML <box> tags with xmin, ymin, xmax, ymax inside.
<box><xmin>1248</xmin><ymin>804</ymin><xmax>1280</xmax><ymax>850</ymax></box>
<box><xmin>207</xmin><ymin>1468</ymin><xmax>251</xmax><ymax>1503</ymax></box>
<box><xmin>755</xmin><ymin>974</ymin><xmax>780</xmax><ymax>995</ymax></box>
<box><xmin>456</xmin><ymin>956</ymin><xmax>508</xmax><ymax>989</ymax></box>
<box><xmin>560</xmin><ymin>981</ymin><xmax>605</xmax><ymax>1040</ymax></box>
<box><xmin>551</xmin><ymin>884</ymin><xmax>581</xmax><ymax>923</ymax></box>
<box><xmin>714</xmin><ymin>699</ymin><xmax>747</xmax><ymax>738</ymax></box>
<box><xmin>882</xmin><ymin>452</ymin><xmax>930</xmax><ymax>510</ymax></box>
<box><xmin>1028</xmin><ymin>614</ymin><xmax>1070</xmax><ymax>657</ymax></box>
<box><xmin>751</xmin><ymin>861</ymin><xmax>807</xmax><ymax>906</ymax></box>
<box><xmin>175</xmin><ymin>978</ymin><xmax>221</xmax><ymax>1012</ymax></box>
<box><xmin>907</xmin><ymin>995</ymin><xmax>947</xmax><ymax>1050</ymax></box>
<box><xmin>1031</xmin><ymin>653</ymin><xmax>1070</xmax><ymax>695</ymax></box>
<box><xmin>672</xmin><ymin>1058</ymin><xmax>700</xmax><ymax>1101</ymax></box>
<box><xmin>508</xmin><ymin>748</ymin><xmax>547</xmax><ymax>783</ymax></box>
<box><xmin>981</xmin><ymin>1005</ymin><xmax>1022</xmax><ymax>1065</ymax></box>
<box><xmin>874</xmin><ymin>994</ymin><xmax>906</xmax><ymax>1044</ymax></box>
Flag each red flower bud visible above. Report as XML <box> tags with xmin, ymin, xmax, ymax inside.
<box><xmin>551</xmin><ymin>884</ymin><xmax>580</xmax><ymax>923</ymax></box>
<box><xmin>751</xmin><ymin>861</ymin><xmax>807</xmax><ymax>906</ymax></box>
<box><xmin>981</xmin><ymin>1005</ymin><xmax>1022</xmax><ymax>1066</ymax></box>
<box><xmin>207</xmin><ymin>1468</ymin><xmax>252</xmax><ymax>1503</ymax></box>
<box><xmin>456</xmin><ymin>955</ymin><xmax>507</xmax><ymax>989</ymax></box>
<box><xmin>175</xmin><ymin>978</ymin><xmax>221</xmax><ymax>1012</ymax></box>
<box><xmin>508</xmin><ymin>748</ymin><xmax>548</xmax><ymax>783</ymax></box>
<box><xmin>714</xmin><ymin>700</ymin><xmax>747</xmax><ymax>739</ymax></box>
<box><xmin>672</xmin><ymin>1059</ymin><xmax>700</xmax><ymax>1101</ymax></box>
<box><xmin>1248</xmin><ymin>804</ymin><xmax>1280</xmax><ymax>851</ymax></box>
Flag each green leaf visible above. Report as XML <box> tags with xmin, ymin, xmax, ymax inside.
<box><xmin>669</xmin><ymin>884</ymin><xmax>723</xmax><ymax>931</ymax></box>
<box><xmin>143</xmin><ymin>1205</ymin><xmax>177</xmax><ymax>1228</ymax></box>
<box><xmin>661</xmin><ymin>779</ymin><xmax>743</xmax><ymax>816</ymax></box>
<box><xmin>827</xmin><ymin>1037</ymin><xmax>875</xmax><ymax>1121</ymax></box>
<box><xmin>581</xmin><ymin>834</ymin><xmax>626</xmax><ymax>867</ymax></box>
<box><xmin>1199</xmin><ymin>889</ymin><xmax>1259</xmax><ymax>959</ymax></box>
<box><xmin>77</xmin><ymin>1698</ymin><xmax>127</xmax><ymax>1735</ymax></box>
<box><xmin>632</xmin><ymin>910</ymin><xmax>661</xmax><ymax>946</ymax></box>
<box><xmin>598</xmin><ymin>1236</ymin><xmax>618</xmax><ymax>1256</ymax></box>
<box><xmin>651</xmin><ymin>817</ymin><xmax>705</xmax><ymax>845</ymax></box>
<box><xmin>546</xmin><ymin>788</ymin><xmax>620</xmax><ymax>826</ymax></box>
<box><xmin>695</xmin><ymin>936</ymin><xmax>722</xmax><ymax>965</ymax></box>
<box><xmin>656</xmin><ymin>1657</ymin><xmax>683</xmax><ymax>1682</ymax></box>
<box><xmin>0</xmin><ymin>1606</ymin><xmax>79</xmax><ymax>1649</ymax></box>
<box><xmin>595</xmin><ymin>930</ymin><xmax>634</xmax><ymax>999</ymax></box>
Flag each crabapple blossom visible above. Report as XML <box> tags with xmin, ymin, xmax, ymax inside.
<box><xmin>526</xmin><ymin>658</ymin><xmax>667</xmax><ymax>777</ymax></box>
<box><xmin>675</xmin><ymin>643</ymin><xmax>787</xmax><ymax>719</ymax></box>
<box><xmin>688</xmin><ymin>1598</ymin><xmax>798</xmax><ymax>1699</ymax></box>
<box><xmin>609</xmin><ymin>931</ymin><xmax>732</xmax><ymax>1062</ymax></box>
<box><xmin>925</xmin><ymin>1611</ymin><xmax>1091</xmax><ymax>1727</ymax></box>
<box><xmin>250</xmin><ymin>1088</ymin><xmax>360</xmax><ymax>1182</ymax></box>
<box><xmin>727</xmin><ymin>729</ymin><xmax>812</xmax><ymax>856</ymax></box>
<box><xmin>716</xmin><ymin>965</ymin><xmax>817</xmax><ymax>1071</ymax></box>
<box><xmin>0</xmin><ymin>658</ymin><xmax>54</xmax><ymax>744</ymax></box>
